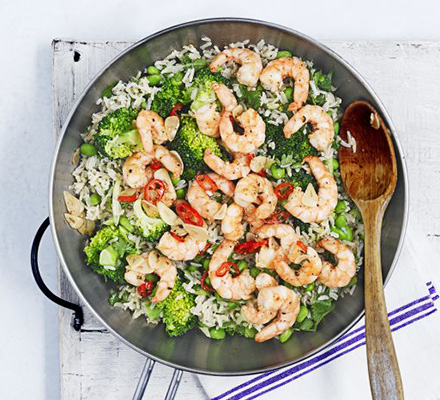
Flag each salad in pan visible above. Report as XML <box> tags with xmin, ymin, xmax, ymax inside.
<box><xmin>64</xmin><ymin>37</ymin><xmax>363</xmax><ymax>343</ymax></box>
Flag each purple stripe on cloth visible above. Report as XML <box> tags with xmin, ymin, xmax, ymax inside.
<box><xmin>432</xmin><ymin>295</ymin><xmax>439</xmax><ymax>301</ymax></box>
<box><xmin>216</xmin><ymin>293</ymin><xmax>436</xmax><ymax>400</ymax></box>
<box><xmin>242</xmin><ymin>308</ymin><xmax>438</xmax><ymax>400</ymax></box>
<box><xmin>426</xmin><ymin>281</ymin><xmax>433</xmax><ymax>287</ymax></box>
<box><xmin>429</xmin><ymin>286</ymin><xmax>436</xmax><ymax>295</ymax></box>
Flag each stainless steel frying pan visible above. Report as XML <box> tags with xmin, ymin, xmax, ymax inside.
<box><xmin>31</xmin><ymin>17</ymin><xmax>408</xmax><ymax>398</ymax></box>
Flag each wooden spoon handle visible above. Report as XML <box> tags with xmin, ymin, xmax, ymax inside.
<box><xmin>363</xmin><ymin>203</ymin><xmax>404</xmax><ymax>400</ymax></box>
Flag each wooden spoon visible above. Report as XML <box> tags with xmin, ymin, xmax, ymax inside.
<box><xmin>339</xmin><ymin>101</ymin><xmax>403</xmax><ymax>399</ymax></box>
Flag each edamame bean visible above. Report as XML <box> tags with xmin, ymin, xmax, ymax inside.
<box><xmin>297</xmin><ymin>305</ymin><xmax>308</xmax><ymax>323</ymax></box>
<box><xmin>202</xmin><ymin>258</ymin><xmax>210</xmax><ymax>270</ymax></box>
<box><xmin>283</xmin><ymin>87</ymin><xmax>294</xmax><ymax>101</ymax></box>
<box><xmin>171</xmin><ymin>72</ymin><xmax>183</xmax><ymax>86</ymax></box>
<box><xmin>209</xmin><ymin>328</ymin><xmax>226</xmax><ymax>340</ymax></box>
<box><xmin>276</xmin><ymin>50</ymin><xmax>293</xmax><ymax>59</ymax></box>
<box><xmin>147</xmin><ymin>74</ymin><xmax>161</xmax><ymax>86</ymax></box>
<box><xmin>176</xmin><ymin>188</ymin><xmax>186</xmax><ymax>199</ymax></box>
<box><xmin>335</xmin><ymin>215</ymin><xmax>347</xmax><ymax>228</ymax></box>
<box><xmin>147</xmin><ymin>66</ymin><xmax>160</xmax><ymax>75</ymax></box>
<box><xmin>170</xmin><ymin>175</ymin><xmax>181</xmax><ymax>186</ymax></box>
<box><xmin>270</xmin><ymin>164</ymin><xmax>285</xmax><ymax>179</ymax></box>
<box><xmin>332</xmin><ymin>158</ymin><xmax>339</xmax><ymax>170</ymax></box>
<box><xmin>330</xmin><ymin>227</ymin><xmax>347</xmax><ymax>240</ymax></box>
<box><xmin>119</xmin><ymin>216</ymin><xmax>134</xmax><ymax>233</ymax></box>
<box><xmin>334</xmin><ymin>121</ymin><xmax>340</xmax><ymax>135</ymax></box>
<box><xmin>279</xmin><ymin>328</ymin><xmax>293</xmax><ymax>343</ymax></box>
<box><xmin>331</xmin><ymin>226</ymin><xmax>353</xmax><ymax>241</ymax></box>
<box><xmin>305</xmin><ymin>282</ymin><xmax>315</xmax><ymax>292</ymax></box>
<box><xmin>80</xmin><ymin>143</ymin><xmax>97</xmax><ymax>157</ymax></box>
<box><xmin>238</xmin><ymin>260</ymin><xmax>248</xmax><ymax>271</ymax></box>
<box><xmin>89</xmin><ymin>193</ymin><xmax>101</xmax><ymax>206</ymax></box>
<box><xmin>250</xmin><ymin>267</ymin><xmax>260</xmax><ymax>278</ymax></box>
<box><xmin>228</xmin><ymin>301</ymin><xmax>239</xmax><ymax>309</ymax></box>
<box><xmin>334</xmin><ymin>200</ymin><xmax>346</xmax><ymax>214</ymax></box>
<box><xmin>343</xmin><ymin>226</ymin><xmax>353</xmax><ymax>242</ymax></box>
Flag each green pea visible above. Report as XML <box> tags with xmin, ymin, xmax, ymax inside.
<box><xmin>203</xmin><ymin>258</ymin><xmax>211</xmax><ymax>270</ymax></box>
<box><xmin>305</xmin><ymin>282</ymin><xmax>315</xmax><ymax>292</ymax></box>
<box><xmin>140</xmin><ymin>101</ymin><xmax>147</xmax><ymax>109</ymax></box>
<box><xmin>193</xmin><ymin>58</ymin><xmax>208</xmax><ymax>70</ymax></box>
<box><xmin>297</xmin><ymin>305</ymin><xmax>309</xmax><ymax>323</ymax></box>
<box><xmin>331</xmin><ymin>227</ymin><xmax>347</xmax><ymax>240</ymax></box>
<box><xmin>334</xmin><ymin>121</ymin><xmax>340</xmax><ymax>135</ymax></box>
<box><xmin>276</xmin><ymin>50</ymin><xmax>293</xmax><ymax>59</ymax></box>
<box><xmin>89</xmin><ymin>193</ymin><xmax>101</xmax><ymax>206</ymax></box>
<box><xmin>176</xmin><ymin>188</ymin><xmax>186</xmax><ymax>199</ymax></box>
<box><xmin>250</xmin><ymin>267</ymin><xmax>260</xmax><ymax>278</ymax></box>
<box><xmin>145</xmin><ymin>273</ymin><xmax>160</xmax><ymax>283</ymax></box>
<box><xmin>343</xmin><ymin>226</ymin><xmax>354</xmax><ymax>242</ymax></box>
<box><xmin>283</xmin><ymin>87</ymin><xmax>294</xmax><ymax>102</ymax></box>
<box><xmin>209</xmin><ymin>327</ymin><xmax>226</xmax><ymax>340</ymax></box>
<box><xmin>119</xmin><ymin>216</ymin><xmax>135</xmax><ymax>233</ymax></box>
<box><xmin>335</xmin><ymin>215</ymin><xmax>347</xmax><ymax>228</ymax></box>
<box><xmin>187</xmin><ymin>264</ymin><xmax>198</xmax><ymax>273</ymax></box>
<box><xmin>334</xmin><ymin>200</ymin><xmax>346</xmax><ymax>214</ymax></box>
<box><xmin>244</xmin><ymin>327</ymin><xmax>258</xmax><ymax>339</ymax></box>
<box><xmin>350</xmin><ymin>208</ymin><xmax>362</xmax><ymax>221</ymax></box>
<box><xmin>80</xmin><ymin>143</ymin><xmax>97</xmax><ymax>157</ymax></box>
<box><xmin>238</xmin><ymin>260</ymin><xmax>248</xmax><ymax>271</ymax></box>
<box><xmin>171</xmin><ymin>175</ymin><xmax>181</xmax><ymax>186</ymax></box>
<box><xmin>279</xmin><ymin>328</ymin><xmax>294</xmax><ymax>343</ymax></box>
<box><xmin>171</xmin><ymin>72</ymin><xmax>183</xmax><ymax>86</ymax></box>
<box><xmin>147</xmin><ymin>65</ymin><xmax>160</xmax><ymax>75</ymax></box>
<box><xmin>270</xmin><ymin>164</ymin><xmax>285</xmax><ymax>179</ymax></box>
<box><xmin>108</xmin><ymin>292</ymin><xmax>120</xmax><ymax>306</ymax></box>
<box><xmin>332</xmin><ymin>158</ymin><xmax>339</xmax><ymax>170</ymax></box>
<box><xmin>147</xmin><ymin>74</ymin><xmax>161</xmax><ymax>86</ymax></box>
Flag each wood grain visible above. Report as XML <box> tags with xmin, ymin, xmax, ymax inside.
<box><xmin>53</xmin><ymin>39</ymin><xmax>440</xmax><ymax>399</ymax></box>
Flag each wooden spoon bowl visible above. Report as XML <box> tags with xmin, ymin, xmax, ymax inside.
<box><xmin>339</xmin><ymin>101</ymin><xmax>403</xmax><ymax>400</ymax></box>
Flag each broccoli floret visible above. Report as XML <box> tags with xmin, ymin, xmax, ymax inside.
<box><xmin>132</xmin><ymin>199</ymin><xmax>169</xmax><ymax>241</ymax></box>
<box><xmin>151</xmin><ymin>78</ymin><xmax>191</xmax><ymax>118</ymax></box>
<box><xmin>190</xmin><ymin>68</ymin><xmax>230</xmax><ymax>111</ymax></box>
<box><xmin>94</xmin><ymin>107</ymin><xmax>140</xmax><ymax>159</ymax></box>
<box><xmin>240</xmin><ymin>84</ymin><xmax>263</xmax><ymax>109</ymax></box>
<box><xmin>168</xmin><ymin>115</ymin><xmax>223</xmax><ymax>180</ymax></box>
<box><xmin>265</xmin><ymin>122</ymin><xmax>317</xmax><ymax>165</ymax></box>
<box><xmin>156</xmin><ymin>280</ymin><xmax>196</xmax><ymax>336</ymax></box>
<box><xmin>84</xmin><ymin>225</ymin><xmax>138</xmax><ymax>282</ymax></box>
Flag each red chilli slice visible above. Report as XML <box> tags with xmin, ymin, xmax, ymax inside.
<box><xmin>170</xmin><ymin>232</ymin><xmax>185</xmax><ymax>242</ymax></box>
<box><xmin>170</xmin><ymin>102</ymin><xmax>184</xmax><ymax>117</ymax></box>
<box><xmin>144</xmin><ymin>179</ymin><xmax>166</xmax><ymax>204</ymax></box>
<box><xmin>274</xmin><ymin>182</ymin><xmax>294</xmax><ymax>200</ymax></box>
<box><xmin>264</xmin><ymin>210</ymin><xmax>290</xmax><ymax>224</ymax></box>
<box><xmin>297</xmin><ymin>240</ymin><xmax>308</xmax><ymax>253</ymax></box>
<box><xmin>118</xmin><ymin>188</ymin><xmax>139</xmax><ymax>203</ymax></box>
<box><xmin>201</xmin><ymin>270</ymin><xmax>214</xmax><ymax>292</ymax></box>
<box><xmin>176</xmin><ymin>202</ymin><xmax>204</xmax><ymax>226</ymax></box>
<box><xmin>235</xmin><ymin>240</ymin><xmax>268</xmax><ymax>254</ymax></box>
<box><xmin>196</xmin><ymin>174</ymin><xmax>218</xmax><ymax>192</ymax></box>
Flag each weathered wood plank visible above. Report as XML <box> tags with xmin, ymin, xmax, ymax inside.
<box><xmin>53</xmin><ymin>39</ymin><xmax>440</xmax><ymax>400</ymax></box>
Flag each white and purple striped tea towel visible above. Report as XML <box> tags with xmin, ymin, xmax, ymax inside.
<box><xmin>198</xmin><ymin>226</ymin><xmax>440</xmax><ymax>400</ymax></box>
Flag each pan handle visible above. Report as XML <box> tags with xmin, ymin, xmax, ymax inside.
<box><xmin>132</xmin><ymin>359</ymin><xmax>182</xmax><ymax>400</ymax></box>
<box><xmin>31</xmin><ymin>217</ymin><xmax>84</xmax><ymax>331</ymax></box>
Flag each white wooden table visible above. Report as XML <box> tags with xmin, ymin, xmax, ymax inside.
<box><xmin>53</xmin><ymin>39</ymin><xmax>440</xmax><ymax>400</ymax></box>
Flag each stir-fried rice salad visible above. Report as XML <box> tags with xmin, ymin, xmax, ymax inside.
<box><xmin>64</xmin><ymin>38</ymin><xmax>364</xmax><ymax>343</ymax></box>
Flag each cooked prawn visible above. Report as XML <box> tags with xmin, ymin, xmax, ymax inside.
<box><xmin>243</xmin><ymin>204</ymin><xmax>265</xmax><ymax>232</ymax></box>
<box><xmin>212</xmin><ymin>82</ymin><xmax>238</xmax><ymax>112</ymax></box>
<box><xmin>317</xmin><ymin>239</ymin><xmax>356</xmax><ymax>288</ymax></box>
<box><xmin>254</xmin><ymin>285</ymin><xmax>300</xmax><ymax>342</ymax></box>
<box><xmin>187</xmin><ymin>173</ymin><xmax>235</xmax><ymax>221</ymax></box>
<box><xmin>221</xmin><ymin>202</ymin><xmax>245</xmax><ymax>241</ymax></box>
<box><xmin>136</xmin><ymin>110</ymin><xmax>167</xmax><ymax>154</ymax></box>
<box><xmin>147</xmin><ymin>250</ymin><xmax>177</xmax><ymax>303</ymax></box>
<box><xmin>210</xmin><ymin>48</ymin><xmax>263</xmax><ymax>87</ymax></box>
<box><xmin>284</xmin><ymin>156</ymin><xmax>337</xmax><ymax>223</ymax></box>
<box><xmin>204</xmin><ymin>149</ymin><xmax>251</xmax><ymax>180</ymax></box>
<box><xmin>234</xmin><ymin>174</ymin><xmax>277</xmax><ymax>219</ymax></box>
<box><xmin>157</xmin><ymin>232</ymin><xmax>207</xmax><ymax>261</ymax></box>
<box><xmin>209</xmin><ymin>239</ymin><xmax>256</xmax><ymax>300</ymax></box>
<box><xmin>283</xmin><ymin>105</ymin><xmax>334</xmax><ymax>151</ymax></box>
<box><xmin>260</xmin><ymin>57</ymin><xmax>310</xmax><ymax>112</ymax></box>
<box><xmin>154</xmin><ymin>145</ymin><xmax>183</xmax><ymax>179</ymax></box>
<box><xmin>275</xmin><ymin>242</ymin><xmax>322</xmax><ymax>286</ymax></box>
<box><xmin>194</xmin><ymin>103</ymin><xmax>220</xmax><ymax>137</ymax></box>
<box><xmin>219</xmin><ymin>109</ymin><xmax>265</xmax><ymax>154</ymax></box>
<box><xmin>122</xmin><ymin>152</ymin><xmax>153</xmax><ymax>189</ymax></box>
